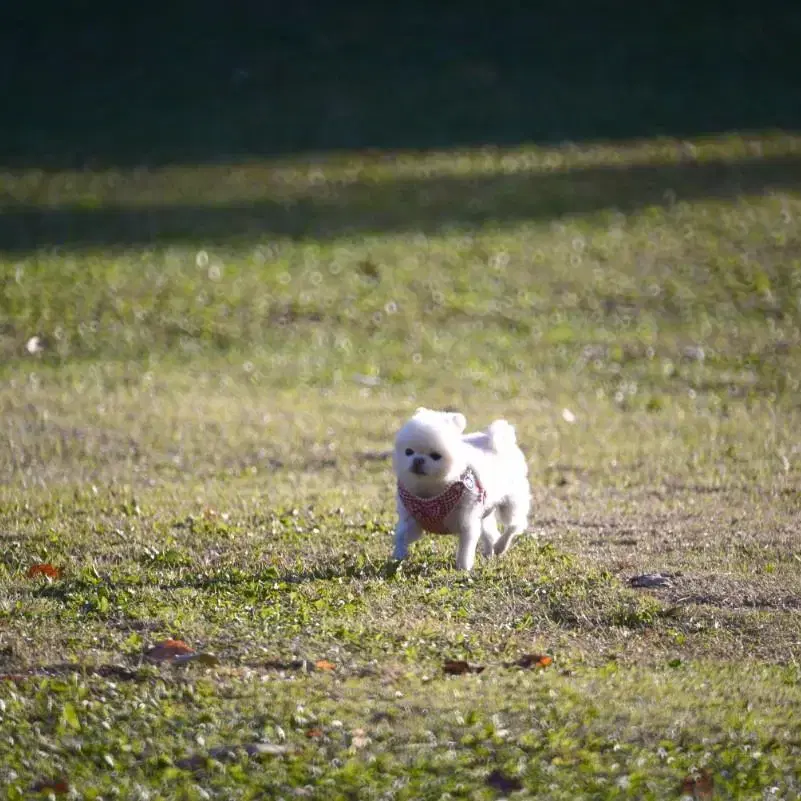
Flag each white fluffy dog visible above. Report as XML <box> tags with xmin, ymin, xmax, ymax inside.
<box><xmin>392</xmin><ymin>407</ymin><xmax>531</xmax><ymax>571</ymax></box>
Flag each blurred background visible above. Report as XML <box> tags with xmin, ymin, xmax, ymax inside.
<box><xmin>3</xmin><ymin>2</ymin><xmax>800</xmax><ymax>168</ymax></box>
<box><xmin>2</xmin><ymin>1</ymin><xmax>800</xmax><ymax>491</ymax></box>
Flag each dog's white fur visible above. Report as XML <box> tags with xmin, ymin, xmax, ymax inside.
<box><xmin>392</xmin><ymin>407</ymin><xmax>531</xmax><ymax>570</ymax></box>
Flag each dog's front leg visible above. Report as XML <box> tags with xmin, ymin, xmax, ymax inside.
<box><xmin>393</xmin><ymin>504</ymin><xmax>423</xmax><ymax>560</ymax></box>
<box><xmin>455</xmin><ymin>514</ymin><xmax>483</xmax><ymax>571</ymax></box>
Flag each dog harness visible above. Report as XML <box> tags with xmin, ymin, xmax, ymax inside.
<box><xmin>398</xmin><ymin>467</ymin><xmax>487</xmax><ymax>534</ymax></box>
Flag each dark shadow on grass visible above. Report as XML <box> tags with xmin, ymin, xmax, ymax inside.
<box><xmin>3</xmin><ymin>154</ymin><xmax>801</xmax><ymax>252</ymax></box>
<box><xmin>2</xmin><ymin>3</ymin><xmax>800</xmax><ymax>169</ymax></box>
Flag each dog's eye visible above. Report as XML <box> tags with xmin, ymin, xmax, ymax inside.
<box><xmin>405</xmin><ymin>448</ymin><xmax>414</xmax><ymax>456</ymax></box>
<box><xmin>430</xmin><ymin>451</ymin><xmax>442</xmax><ymax>461</ymax></box>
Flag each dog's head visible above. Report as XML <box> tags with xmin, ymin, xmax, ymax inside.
<box><xmin>393</xmin><ymin>408</ymin><xmax>467</xmax><ymax>496</ymax></box>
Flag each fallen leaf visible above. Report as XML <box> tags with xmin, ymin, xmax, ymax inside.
<box><xmin>31</xmin><ymin>778</ymin><xmax>70</xmax><ymax>795</ymax></box>
<box><xmin>314</xmin><ymin>659</ymin><xmax>336</xmax><ymax>671</ymax></box>
<box><xmin>511</xmin><ymin>653</ymin><xmax>553</xmax><ymax>669</ymax></box>
<box><xmin>145</xmin><ymin>639</ymin><xmax>195</xmax><ymax>663</ymax></box>
<box><xmin>681</xmin><ymin>769</ymin><xmax>714</xmax><ymax>799</ymax></box>
<box><xmin>305</xmin><ymin>728</ymin><xmax>324</xmax><ymax>739</ymax></box>
<box><xmin>629</xmin><ymin>572</ymin><xmax>675</xmax><ymax>589</ymax></box>
<box><xmin>27</xmin><ymin>563</ymin><xmax>61</xmax><ymax>580</ymax></box>
<box><xmin>486</xmin><ymin>768</ymin><xmax>523</xmax><ymax>793</ymax></box>
<box><xmin>443</xmin><ymin>659</ymin><xmax>485</xmax><ymax>675</ymax></box>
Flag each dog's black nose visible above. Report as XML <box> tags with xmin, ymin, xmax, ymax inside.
<box><xmin>411</xmin><ymin>456</ymin><xmax>426</xmax><ymax>474</ymax></box>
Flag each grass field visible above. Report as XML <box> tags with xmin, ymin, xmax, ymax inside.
<box><xmin>2</xmin><ymin>131</ymin><xmax>801</xmax><ymax>798</ymax></box>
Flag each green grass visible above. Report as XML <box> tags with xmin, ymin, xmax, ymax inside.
<box><xmin>2</xmin><ymin>133</ymin><xmax>801</xmax><ymax>798</ymax></box>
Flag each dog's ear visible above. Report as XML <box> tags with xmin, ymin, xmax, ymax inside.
<box><xmin>448</xmin><ymin>413</ymin><xmax>467</xmax><ymax>432</ymax></box>
<box><xmin>414</xmin><ymin>406</ymin><xmax>432</xmax><ymax>416</ymax></box>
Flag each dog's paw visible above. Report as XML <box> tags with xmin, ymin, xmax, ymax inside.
<box><xmin>477</xmin><ymin>539</ymin><xmax>495</xmax><ymax>558</ymax></box>
<box><xmin>493</xmin><ymin>533</ymin><xmax>515</xmax><ymax>556</ymax></box>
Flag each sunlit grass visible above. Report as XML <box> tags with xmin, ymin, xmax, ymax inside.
<box><xmin>1</xmin><ymin>132</ymin><xmax>801</xmax><ymax>798</ymax></box>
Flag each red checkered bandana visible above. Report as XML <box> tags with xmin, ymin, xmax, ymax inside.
<box><xmin>398</xmin><ymin>468</ymin><xmax>486</xmax><ymax>534</ymax></box>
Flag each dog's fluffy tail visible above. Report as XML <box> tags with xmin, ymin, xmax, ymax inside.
<box><xmin>487</xmin><ymin>419</ymin><xmax>517</xmax><ymax>451</ymax></box>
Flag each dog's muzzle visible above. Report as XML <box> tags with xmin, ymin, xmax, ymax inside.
<box><xmin>411</xmin><ymin>456</ymin><xmax>426</xmax><ymax>475</ymax></box>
